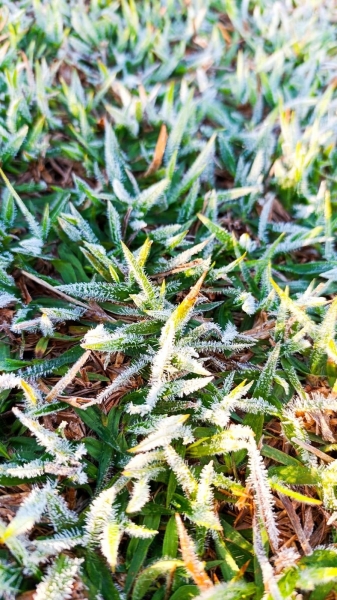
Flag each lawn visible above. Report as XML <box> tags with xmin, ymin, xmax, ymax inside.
<box><xmin>1</xmin><ymin>1</ymin><xmax>337</xmax><ymax>598</ymax></box>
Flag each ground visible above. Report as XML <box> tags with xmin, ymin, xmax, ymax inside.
<box><xmin>1</xmin><ymin>1</ymin><xmax>337</xmax><ymax>599</ymax></box>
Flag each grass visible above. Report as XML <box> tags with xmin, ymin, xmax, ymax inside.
<box><xmin>1</xmin><ymin>0</ymin><xmax>337</xmax><ymax>598</ymax></box>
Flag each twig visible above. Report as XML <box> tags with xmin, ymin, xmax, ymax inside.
<box><xmin>278</xmin><ymin>493</ymin><xmax>312</xmax><ymax>555</ymax></box>
<box><xmin>292</xmin><ymin>437</ymin><xmax>334</xmax><ymax>463</ymax></box>
<box><xmin>21</xmin><ymin>270</ymin><xmax>88</xmax><ymax>308</ymax></box>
